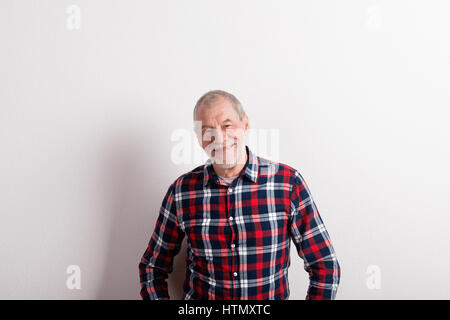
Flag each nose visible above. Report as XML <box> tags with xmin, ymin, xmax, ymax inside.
<box><xmin>211</xmin><ymin>129</ymin><xmax>225</xmax><ymax>145</ymax></box>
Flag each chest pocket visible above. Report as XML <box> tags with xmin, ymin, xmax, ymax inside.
<box><xmin>237</xmin><ymin>206</ymin><xmax>290</xmax><ymax>250</ymax></box>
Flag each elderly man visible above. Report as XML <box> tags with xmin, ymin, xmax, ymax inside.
<box><xmin>138</xmin><ymin>90</ymin><xmax>341</xmax><ymax>300</ymax></box>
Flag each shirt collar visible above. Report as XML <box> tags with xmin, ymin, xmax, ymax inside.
<box><xmin>203</xmin><ymin>145</ymin><xmax>259</xmax><ymax>187</ymax></box>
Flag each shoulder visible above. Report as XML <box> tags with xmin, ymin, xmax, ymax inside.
<box><xmin>257</xmin><ymin>155</ymin><xmax>305</xmax><ymax>186</ymax></box>
<box><xmin>166</xmin><ymin>164</ymin><xmax>206</xmax><ymax>192</ymax></box>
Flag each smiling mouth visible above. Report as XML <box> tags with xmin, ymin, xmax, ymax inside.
<box><xmin>215</xmin><ymin>143</ymin><xmax>236</xmax><ymax>151</ymax></box>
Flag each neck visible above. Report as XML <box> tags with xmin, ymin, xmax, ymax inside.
<box><xmin>212</xmin><ymin>146</ymin><xmax>248</xmax><ymax>178</ymax></box>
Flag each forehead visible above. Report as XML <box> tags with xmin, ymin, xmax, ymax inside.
<box><xmin>196</xmin><ymin>98</ymin><xmax>240</xmax><ymax>125</ymax></box>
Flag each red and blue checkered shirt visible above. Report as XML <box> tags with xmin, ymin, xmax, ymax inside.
<box><xmin>139</xmin><ymin>145</ymin><xmax>341</xmax><ymax>300</ymax></box>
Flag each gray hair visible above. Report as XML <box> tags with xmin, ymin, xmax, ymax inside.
<box><xmin>193</xmin><ymin>90</ymin><xmax>246</xmax><ymax>121</ymax></box>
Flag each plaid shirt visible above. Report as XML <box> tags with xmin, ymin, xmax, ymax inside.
<box><xmin>139</xmin><ymin>145</ymin><xmax>341</xmax><ymax>300</ymax></box>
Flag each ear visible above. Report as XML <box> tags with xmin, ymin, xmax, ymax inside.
<box><xmin>243</xmin><ymin>115</ymin><xmax>250</xmax><ymax>136</ymax></box>
<box><xmin>193</xmin><ymin>120</ymin><xmax>203</xmax><ymax>146</ymax></box>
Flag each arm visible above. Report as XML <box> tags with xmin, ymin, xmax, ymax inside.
<box><xmin>138</xmin><ymin>183</ymin><xmax>185</xmax><ymax>300</ymax></box>
<box><xmin>288</xmin><ymin>171</ymin><xmax>341</xmax><ymax>300</ymax></box>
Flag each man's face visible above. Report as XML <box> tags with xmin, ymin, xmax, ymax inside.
<box><xmin>194</xmin><ymin>98</ymin><xmax>249</xmax><ymax>169</ymax></box>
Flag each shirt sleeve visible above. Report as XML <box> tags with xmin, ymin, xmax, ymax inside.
<box><xmin>288</xmin><ymin>171</ymin><xmax>341</xmax><ymax>300</ymax></box>
<box><xmin>138</xmin><ymin>182</ymin><xmax>185</xmax><ymax>300</ymax></box>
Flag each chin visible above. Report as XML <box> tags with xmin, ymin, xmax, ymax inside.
<box><xmin>213</xmin><ymin>160</ymin><xmax>237</xmax><ymax>169</ymax></box>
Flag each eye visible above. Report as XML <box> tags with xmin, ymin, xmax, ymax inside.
<box><xmin>224</xmin><ymin>124</ymin><xmax>232</xmax><ymax>128</ymax></box>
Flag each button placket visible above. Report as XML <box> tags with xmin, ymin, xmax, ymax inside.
<box><xmin>226</xmin><ymin>182</ymin><xmax>239</xmax><ymax>290</ymax></box>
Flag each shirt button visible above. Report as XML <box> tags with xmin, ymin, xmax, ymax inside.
<box><xmin>231</xmin><ymin>243</ymin><xmax>235</xmax><ymax>248</ymax></box>
<box><xmin>229</xmin><ymin>188</ymin><xmax>233</xmax><ymax>193</ymax></box>
<box><xmin>233</xmin><ymin>272</ymin><xmax>238</xmax><ymax>277</ymax></box>
<box><xmin>229</xmin><ymin>216</ymin><xmax>234</xmax><ymax>221</ymax></box>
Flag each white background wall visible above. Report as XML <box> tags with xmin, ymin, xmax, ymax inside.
<box><xmin>1</xmin><ymin>0</ymin><xmax>449</xmax><ymax>299</ymax></box>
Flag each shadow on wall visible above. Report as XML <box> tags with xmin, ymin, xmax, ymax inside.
<box><xmin>96</xmin><ymin>121</ymin><xmax>187</xmax><ymax>299</ymax></box>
